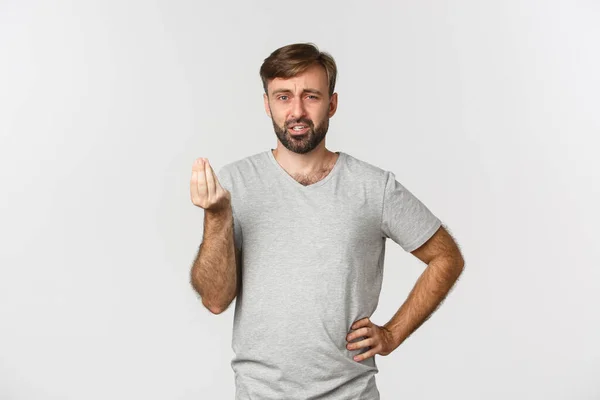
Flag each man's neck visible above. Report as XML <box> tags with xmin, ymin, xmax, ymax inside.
<box><xmin>271</xmin><ymin>145</ymin><xmax>338</xmax><ymax>180</ymax></box>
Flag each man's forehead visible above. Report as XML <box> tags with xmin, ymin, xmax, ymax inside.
<box><xmin>269</xmin><ymin>76</ymin><xmax>327</xmax><ymax>95</ymax></box>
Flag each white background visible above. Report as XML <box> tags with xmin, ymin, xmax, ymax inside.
<box><xmin>1</xmin><ymin>1</ymin><xmax>599</xmax><ymax>399</ymax></box>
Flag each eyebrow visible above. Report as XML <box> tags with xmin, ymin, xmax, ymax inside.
<box><xmin>271</xmin><ymin>88</ymin><xmax>324</xmax><ymax>96</ymax></box>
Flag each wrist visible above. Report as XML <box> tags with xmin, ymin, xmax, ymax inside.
<box><xmin>383</xmin><ymin>322</ymin><xmax>404</xmax><ymax>348</ymax></box>
<box><xmin>204</xmin><ymin>203</ymin><xmax>232</xmax><ymax>218</ymax></box>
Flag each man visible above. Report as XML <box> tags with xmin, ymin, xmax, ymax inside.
<box><xmin>190</xmin><ymin>43</ymin><xmax>464</xmax><ymax>400</ymax></box>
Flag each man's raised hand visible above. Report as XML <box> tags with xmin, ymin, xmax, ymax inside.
<box><xmin>190</xmin><ymin>158</ymin><xmax>231</xmax><ymax>213</ymax></box>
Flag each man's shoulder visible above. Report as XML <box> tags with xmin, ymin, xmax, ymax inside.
<box><xmin>341</xmin><ymin>151</ymin><xmax>390</xmax><ymax>182</ymax></box>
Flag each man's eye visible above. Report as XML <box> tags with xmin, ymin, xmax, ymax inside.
<box><xmin>307</xmin><ymin>95</ymin><xmax>318</xmax><ymax>100</ymax></box>
<box><xmin>278</xmin><ymin>96</ymin><xmax>288</xmax><ymax>101</ymax></box>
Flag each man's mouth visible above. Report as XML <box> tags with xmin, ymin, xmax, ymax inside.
<box><xmin>288</xmin><ymin>124</ymin><xmax>310</xmax><ymax>135</ymax></box>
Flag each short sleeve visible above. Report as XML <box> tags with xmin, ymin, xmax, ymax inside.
<box><xmin>380</xmin><ymin>171</ymin><xmax>442</xmax><ymax>252</ymax></box>
<box><xmin>215</xmin><ymin>166</ymin><xmax>243</xmax><ymax>252</ymax></box>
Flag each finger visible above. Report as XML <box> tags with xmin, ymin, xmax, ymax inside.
<box><xmin>351</xmin><ymin>317</ymin><xmax>371</xmax><ymax>330</ymax></box>
<box><xmin>206</xmin><ymin>159</ymin><xmax>222</xmax><ymax>190</ymax></box>
<box><xmin>346</xmin><ymin>327</ymin><xmax>370</xmax><ymax>342</ymax></box>
<box><xmin>190</xmin><ymin>159</ymin><xmax>203</xmax><ymax>201</ymax></box>
<box><xmin>347</xmin><ymin>337</ymin><xmax>375</xmax><ymax>351</ymax></box>
<box><xmin>192</xmin><ymin>157</ymin><xmax>203</xmax><ymax>172</ymax></box>
<box><xmin>196</xmin><ymin>159</ymin><xmax>208</xmax><ymax>199</ymax></box>
<box><xmin>204</xmin><ymin>159</ymin><xmax>216</xmax><ymax>197</ymax></box>
<box><xmin>354</xmin><ymin>347</ymin><xmax>378</xmax><ymax>362</ymax></box>
<box><xmin>190</xmin><ymin>170</ymin><xmax>199</xmax><ymax>203</ymax></box>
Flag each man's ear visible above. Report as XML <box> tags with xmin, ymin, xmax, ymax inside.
<box><xmin>263</xmin><ymin>93</ymin><xmax>272</xmax><ymax>117</ymax></box>
<box><xmin>328</xmin><ymin>92</ymin><xmax>338</xmax><ymax>118</ymax></box>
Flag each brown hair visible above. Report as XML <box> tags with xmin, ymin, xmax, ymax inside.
<box><xmin>259</xmin><ymin>43</ymin><xmax>337</xmax><ymax>98</ymax></box>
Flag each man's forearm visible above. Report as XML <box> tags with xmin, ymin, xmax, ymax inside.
<box><xmin>190</xmin><ymin>207</ymin><xmax>237</xmax><ymax>314</ymax></box>
<box><xmin>383</xmin><ymin>256</ymin><xmax>464</xmax><ymax>348</ymax></box>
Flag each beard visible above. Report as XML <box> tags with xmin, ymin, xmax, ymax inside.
<box><xmin>271</xmin><ymin>114</ymin><xmax>329</xmax><ymax>155</ymax></box>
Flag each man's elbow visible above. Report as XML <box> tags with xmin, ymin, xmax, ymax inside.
<box><xmin>203</xmin><ymin>298</ymin><xmax>233</xmax><ymax>315</ymax></box>
<box><xmin>451</xmin><ymin>252</ymin><xmax>465</xmax><ymax>278</ymax></box>
<box><xmin>207</xmin><ymin>305</ymin><xmax>225</xmax><ymax>315</ymax></box>
<box><xmin>437</xmin><ymin>251</ymin><xmax>465</xmax><ymax>280</ymax></box>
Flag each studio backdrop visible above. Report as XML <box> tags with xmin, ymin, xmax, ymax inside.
<box><xmin>1</xmin><ymin>1</ymin><xmax>598</xmax><ymax>399</ymax></box>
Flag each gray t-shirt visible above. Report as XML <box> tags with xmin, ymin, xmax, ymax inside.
<box><xmin>216</xmin><ymin>149</ymin><xmax>441</xmax><ymax>400</ymax></box>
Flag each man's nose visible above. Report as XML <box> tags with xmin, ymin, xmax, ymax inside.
<box><xmin>290</xmin><ymin>97</ymin><xmax>307</xmax><ymax>119</ymax></box>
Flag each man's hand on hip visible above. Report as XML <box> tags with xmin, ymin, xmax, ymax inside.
<box><xmin>346</xmin><ymin>317</ymin><xmax>398</xmax><ymax>362</ymax></box>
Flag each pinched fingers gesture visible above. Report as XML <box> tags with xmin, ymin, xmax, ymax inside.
<box><xmin>190</xmin><ymin>157</ymin><xmax>231</xmax><ymax>212</ymax></box>
<box><xmin>346</xmin><ymin>317</ymin><xmax>398</xmax><ymax>362</ymax></box>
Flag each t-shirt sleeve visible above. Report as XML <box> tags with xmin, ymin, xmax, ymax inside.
<box><xmin>215</xmin><ymin>166</ymin><xmax>243</xmax><ymax>252</ymax></box>
<box><xmin>380</xmin><ymin>171</ymin><xmax>442</xmax><ymax>252</ymax></box>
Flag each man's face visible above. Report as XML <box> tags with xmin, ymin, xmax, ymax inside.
<box><xmin>264</xmin><ymin>64</ymin><xmax>338</xmax><ymax>154</ymax></box>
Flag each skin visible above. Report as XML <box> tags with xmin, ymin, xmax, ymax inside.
<box><xmin>263</xmin><ymin>65</ymin><xmax>465</xmax><ymax>361</ymax></box>
<box><xmin>263</xmin><ymin>64</ymin><xmax>340</xmax><ymax>184</ymax></box>
<box><xmin>346</xmin><ymin>226</ymin><xmax>464</xmax><ymax>361</ymax></box>
<box><xmin>189</xmin><ymin>158</ymin><xmax>240</xmax><ymax>314</ymax></box>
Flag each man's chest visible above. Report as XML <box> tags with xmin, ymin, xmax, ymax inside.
<box><xmin>237</xmin><ymin>186</ymin><xmax>382</xmax><ymax>260</ymax></box>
